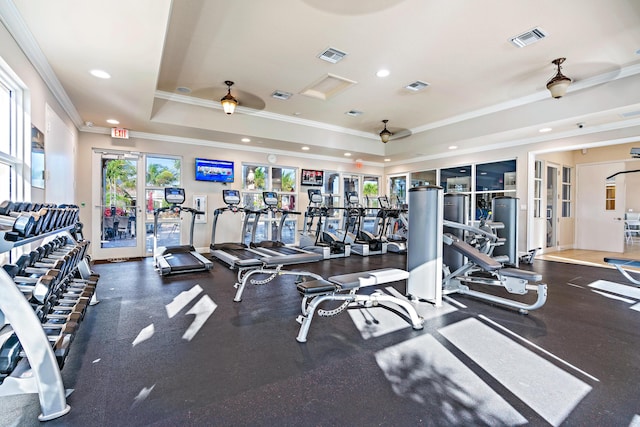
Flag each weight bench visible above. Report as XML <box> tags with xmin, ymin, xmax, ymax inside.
<box><xmin>295</xmin><ymin>268</ymin><xmax>424</xmax><ymax>342</ymax></box>
<box><xmin>443</xmin><ymin>234</ymin><xmax>547</xmax><ymax>313</ymax></box>
<box><xmin>233</xmin><ymin>252</ymin><xmax>324</xmax><ymax>302</ymax></box>
<box><xmin>604</xmin><ymin>257</ymin><xmax>640</xmax><ymax>286</ymax></box>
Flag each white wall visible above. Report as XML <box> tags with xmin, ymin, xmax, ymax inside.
<box><xmin>0</xmin><ymin>21</ymin><xmax>77</xmax><ymax>203</ymax></box>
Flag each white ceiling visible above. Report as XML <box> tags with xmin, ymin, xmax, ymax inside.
<box><xmin>3</xmin><ymin>0</ymin><xmax>640</xmax><ymax>164</ymax></box>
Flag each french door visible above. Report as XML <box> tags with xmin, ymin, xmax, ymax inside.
<box><xmin>91</xmin><ymin>150</ymin><xmax>146</xmax><ymax>260</ymax></box>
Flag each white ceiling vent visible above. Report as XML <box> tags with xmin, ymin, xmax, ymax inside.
<box><xmin>271</xmin><ymin>90</ymin><xmax>292</xmax><ymax>100</ymax></box>
<box><xmin>405</xmin><ymin>80</ymin><xmax>429</xmax><ymax>91</ymax></box>
<box><xmin>509</xmin><ymin>27</ymin><xmax>547</xmax><ymax>48</ymax></box>
<box><xmin>300</xmin><ymin>74</ymin><xmax>357</xmax><ymax>100</ymax></box>
<box><xmin>345</xmin><ymin>110</ymin><xmax>363</xmax><ymax>117</ymax></box>
<box><xmin>318</xmin><ymin>47</ymin><xmax>348</xmax><ymax>63</ymax></box>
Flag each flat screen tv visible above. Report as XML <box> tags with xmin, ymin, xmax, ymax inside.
<box><xmin>195</xmin><ymin>158</ymin><xmax>234</xmax><ymax>183</ymax></box>
<box><xmin>301</xmin><ymin>169</ymin><xmax>323</xmax><ymax>186</ymax></box>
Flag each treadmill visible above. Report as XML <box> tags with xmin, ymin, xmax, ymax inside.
<box><xmin>248</xmin><ymin>192</ymin><xmax>323</xmax><ymax>265</ymax></box>
<box><xmin>153</xmin><ymin>187</ymin><xmax>213</xmax><ymax>276</ymax></box>
<box><xmin>209</xmin><ymin>189</ymin><xmax>266</xmax><ymax>269</ymax></box>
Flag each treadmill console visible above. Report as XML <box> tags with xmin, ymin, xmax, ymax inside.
<box><xmin>378</xmin><ymin>196</ymin><xmax>390</xmax><ymax>209</ymax></box>
<box><xmin>263</xmin><ymin>191</ymin><xmax>278</xmax><ymax>206</ymax></box>
<box><xmin>308</xmin><ymin>189</ymin><xmax>322</xmax><ymax>204</ymax></box>
<box><xmin>165</xmin><ymin>187</ymin><xmax>186</xmax><ymax>205</ymax></box>
<box><xmin>346</xmin><ymin>191</ymin><xmax>359</xmax><ymax>206</ymax></box>
<box><xmin>222</xmin><ymin>189</ymin><xmax>241</xmax><ymax>206</ymax></box>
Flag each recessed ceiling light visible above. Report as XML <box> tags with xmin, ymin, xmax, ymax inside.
<box><xmin>241</xmin><ymin>138</ymin><xmax>251</xmax><ymax>143</ymax></box>
<box><xmin>90</xmin><ymin>69</ymin><xmax>111</xmax><ymax>79</ymax></box>
<box><xmin>448</xmin><ymin>145</ymin><xmax>458</xmax><ymax>150</ymax></box>
<box><xmin>344</xmin><ymin>152</ymin><xmax>352</xmax><ymax>157</ymax></box>
<box><xmin>384</xmin><ymin>158</ymin><xmax>391</xmax><ymax>162</ymax></box>
<box><xmin>301</xmin><ymin>146</ymin><xmax>310</xmax><ymax>151</ymax></box>
<box><xmin>376</xmin><ymin>69</ymin><xmax>390</xmax><ymax>78</ymax></box>
<box><xmin>106</xmin><ymin>119</ymin><xmax>119</xmax><ymax>125</ymax></box>
<box><xmin>539</xmin><ymin>127</ymin><xmax>552</xmax><ymax>133</ymax></box>
<box><xmin>345</xmin><ymin>110</ymin><xmax>363</xmax><ymax>117</ymax></box>
<box><xmin>176</xmin><ymin>86</ymin><xmax>191</xmax><ymax>94</ymax></box>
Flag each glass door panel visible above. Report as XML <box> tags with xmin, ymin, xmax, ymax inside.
<box><xmin>92</xmin><ymin>151</ymin><xmax>145</xmax><ymax>260</ymax></box>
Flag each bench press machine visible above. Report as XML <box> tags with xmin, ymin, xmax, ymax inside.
<box><xmin>604</xmin><ymin>257</ymin><xmax>640</xmax><ymax>286</ymax></box>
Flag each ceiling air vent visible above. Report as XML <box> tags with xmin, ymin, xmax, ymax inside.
<box><xmin>509</xmin><ymin>27</ymin><xmax>547</xmax><ymax>48</ymax></box>
<box><xmin>318</xmin><ymin>47</ymin><xmax>348</xmax><ymax>63</ymax></box>
<box><xmin>345</xmin><ymin>110</ymin><xmax>363</xmax><ymax>117</ymax></box>
<box><xmin>405</xmin><ymin>80</ymin><xmax>429</xmax><ymax>92</ymax></box>
<box><xmin>271</xmin><ymin>90</ymin><xmax>292</xmax><ymax>100</ymax></box>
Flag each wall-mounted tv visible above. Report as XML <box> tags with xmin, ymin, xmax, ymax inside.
<box><xmin>195</xmin><ymin>158</ymin><xmax>234</xmax><ymax>183</ymax></box>
<box><xmin>301</xmin><ymin>169</ymin><xmax>323</xmax><ymax>186</ymax></box>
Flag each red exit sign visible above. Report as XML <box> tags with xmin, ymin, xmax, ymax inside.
<box><xmin>111</xmin><ymin>128</ymin><xmax>129</xmax><ymax>139</ymax></box>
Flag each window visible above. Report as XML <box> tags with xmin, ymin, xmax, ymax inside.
<box><xmin>562</xmin><ymin>166</ymin><xmax>572</xmax><ymax>217</ymax></box>
<box><xmin>410</xmin><ymin>170</ymin><xmax>437</xmax><ymax>188</ymax></box>
<box><xmin>605</xmin><ymin>179</ymin><xmax>616</xmax><ymax>211</ymax></box>
<box><xmin>389</xmin><ymin>176</ymin><xmax>407</xmax><ymax>207</ymax></box>
<box><xmin>362</xmin><ymin>176</ymin><xmax>379</xmax><ymax>208</ymax></box>
<box><xmin>0</xmin><ymin>65</ymin><xmax>25</xmax><ymax>203</ymax></box>
<box><xmin>145</xmin><ymin>155</ymin><xmax>182</xmax><ymax>252</ymax></box>
<box><xmin>242</xmin><ymin>163</ymin><xmax>299</xmax><ymax>244</ymax></box>
<box><xmin>440</xmin><ymin>166</ymin><xmax>471</xmax><ymax>193</ymax></box>
<box><xmin>534</xmin><ymin>160</ymin><xmax>542</xmax><ymax>218</ymax></box>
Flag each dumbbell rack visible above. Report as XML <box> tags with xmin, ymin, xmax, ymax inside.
<box><xmin>0</xmin><ymin>225</ymin><xmax>94</xmax><ymax>421</ymax></box>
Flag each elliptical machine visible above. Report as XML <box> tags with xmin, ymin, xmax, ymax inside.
<box><xmin>373</xmin><ymin>195</ymin><xmax>407</xmax><ymax>253</ymax></box>
<box><xmin>343</xmin><ymin>191</ymin><xmax>387</xmax><ymax>256</ymax></box>
<box><xmin>299</xmin><ymin>189</ymin><xmax>350</xmax><ymax>259</ymax></box>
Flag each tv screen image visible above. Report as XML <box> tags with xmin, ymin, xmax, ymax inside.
<box><xmin>301</xmin><ymin>169</ymin><xmax>323</xmax><ymax>186</ymax></box>
<box><xmin>195</xmin><ymin>158</ymin><xmax>234</xmax><ymax>183</ymax></box>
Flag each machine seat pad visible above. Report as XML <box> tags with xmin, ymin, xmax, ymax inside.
<box><xmin>328</xmin><ymin>268</ymin><xmax>409</xmax><ymax>290</ymax></box>
<box><xmin>500</xmin><ymin>268</ymin><xmax>542</xmax><ymax>281</ymax></box>
<box><xmin>449</xmin><ymin>238</ymin><xmax>502</xmax><ymax>271</ymax></box>
<box><xmin>297</xmin><ymin>279</ymin><xmax>338</xmax><ymax>295</ymax></box>
<box><xmin>604</xmin><ymin>257</ymin><xmax>640</xmax><ymax>268</ymax></box>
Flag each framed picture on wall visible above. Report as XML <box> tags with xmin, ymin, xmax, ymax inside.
<box><xmin>301</xmin><ymin>169</ymin><xmax>323</xmax><ymax>186</ymax></box>
<box><xmin>31</xmin><ymin>124</ymin><xmax>45</xmax><ymax>189</ymax></box>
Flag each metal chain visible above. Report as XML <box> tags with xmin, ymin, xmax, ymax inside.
<box><xmin>318</xmin><ymin>289</ymin><xmax>357</xmax><ymax>317</ymax></box>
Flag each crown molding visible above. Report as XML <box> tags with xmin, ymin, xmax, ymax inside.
<box><xmin>0</xmin><ymin>0</ymin><xmax>83</xmax><ymax>128</ymax></box>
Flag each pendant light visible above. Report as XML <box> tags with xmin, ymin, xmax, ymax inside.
<box><xmin>546</xmin><ymin>58</ymin><xmax>572</xmax><ymax>99</ymax></box>
<box><xmin>379</xmin><ymin>119</ymin><xmax>392</xmax><ymax>143</ymax></box>
<box><xmin>220</xmin><ymin>80</ymin><xmax>238</xmax><ymax>115</ymax></box>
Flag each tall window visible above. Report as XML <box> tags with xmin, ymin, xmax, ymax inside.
<box><xmin>534</xmin><ymin>160</ymin><xmax>542</xmax><ymax>218</ymax></box>
<box><xmin>242</xmin><ymin>163</ymin><xmax>299</xmax><ymax>244</ymax></box>
<box><xmin>562</xmin><ymin>166</ymin><xmax>572</xmax><ymax>217</ymax></box>
<box><xmin>362</xmin><ymin>176</ymin><xmax>380</xmax><ymax>208</ymax></box>
<box><xmin>145</xmin><ymin>155</ymin><xmax>181</xmax><ymax>252</ymax></box>
<box><xmin>0</xmin><ymin>69</ymin><xmax>23</xmax><ymax>203</ymax></box>
<box><xmin>389</xmin><ymin>176</ymin><xmax>407</xmax><ymax>207</ymax></box>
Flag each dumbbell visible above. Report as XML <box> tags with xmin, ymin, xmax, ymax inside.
<box><xmin>0</xmin><ymin>333</ymin><xmax>23</xmax><ymax>376</ymax></box>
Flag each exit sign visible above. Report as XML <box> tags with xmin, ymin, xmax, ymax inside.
<box><xmin>111</xmin><ymin>128</ymin><xmax>129</xmax><ymax>139</ymax></box>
